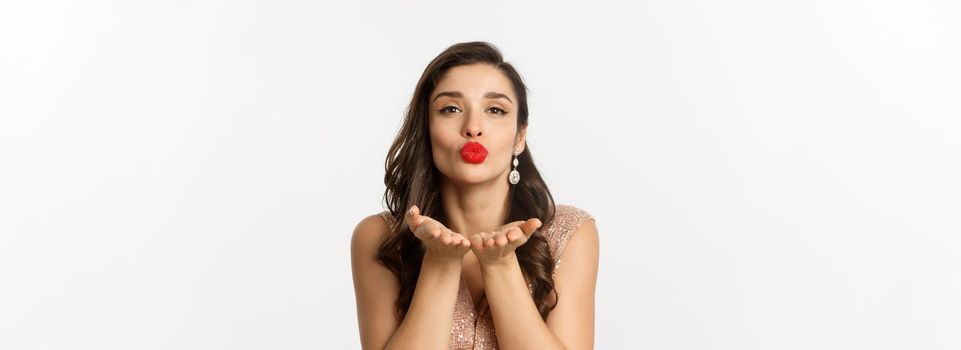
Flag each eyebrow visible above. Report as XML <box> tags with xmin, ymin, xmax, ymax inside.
<box><xmin>431</xmin><ymin>91</ymin><xmax>513</xmax><ymax>104</ymax></box>
<box><xmin>484</xmin><ymin>92</ymin><xmax>513</xmax><ymax>104</ymax></box>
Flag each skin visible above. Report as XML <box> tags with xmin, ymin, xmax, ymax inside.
<box><xmin>351</xmin><ymin>63</ymin><xmax>599</xmax><ymax>349</ymax></box>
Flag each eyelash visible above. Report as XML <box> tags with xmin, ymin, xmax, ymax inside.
<box><xmin>437</xmin><ymin>106</ymin><xmax>508</xmax><ymax>116</ymax></box>
<box><xmin>438</xmin><ymin>106</ymin><xmax>460</xmax><ymax>114</ymax></box>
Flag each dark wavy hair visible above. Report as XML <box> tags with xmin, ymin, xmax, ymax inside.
<box><xmin>377</xmin><ymin>41</ymin><xmax>558</xmax><ymax>321</ymax></box>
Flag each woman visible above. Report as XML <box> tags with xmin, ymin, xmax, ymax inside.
<box><xmin>351</xmin><ymin>41</ymin><xmax>599</xmax><ymax>350</ymax></box>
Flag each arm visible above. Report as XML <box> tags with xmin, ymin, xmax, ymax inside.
<box><xmin>351</xmin><ymin>214</ymin><xmax>401</xmax><ymax>350</ymax></box>
<box><xmin>473</xmin><ymin>218</ymin><xmax>600</xmax><ymax>350</ymax></box>
<box><xmin>384</xmin><ymin>253</ymin><xmax>462</xmax><ymax>349</ymax></box>
<box><xmin>481</xmin><ymin>256</ymin><xmax>567</xmax><ymax>349</ymax></box>
<box><xmin>543</xmin><ymin>218</ymin><xmax>598</xmax><ymax>349</ymax></box>
<box><xmin>350</xmin><ymin>207</ymin><xmax>472</xmax><ymax>350</ymax></box>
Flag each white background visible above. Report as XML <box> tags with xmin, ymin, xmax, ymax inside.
<box><xmin>2</xmin><ymin>1</ymin><xmax>959</xmax><ymax>349</ymax></box>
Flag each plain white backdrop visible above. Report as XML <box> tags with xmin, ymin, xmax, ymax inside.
<box><xmin>1</xmin><ymin>1</ymin><xmax>959</xmax><ymax>349</ymax></box>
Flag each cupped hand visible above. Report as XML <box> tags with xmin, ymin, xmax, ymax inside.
<box><xmin>469</xmin><ymin>218</ymin><xmax>543</xmax><ymax>265</ymax></box>
<box><xmin>406</xmin><ymin>205</ymin><xmax>471</xmax><ymax>260</ymax></box>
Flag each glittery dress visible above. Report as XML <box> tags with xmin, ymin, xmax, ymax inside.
<box><xmin>379</xmin><ymin>204</ymin><xmax>595</xmax><ymax>350</ymax></box>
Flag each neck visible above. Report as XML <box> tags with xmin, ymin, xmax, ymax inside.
<box><xmin>440</xmin><ymin>176</ymin><xmax>511</xmax><ymax>236</ymax></box>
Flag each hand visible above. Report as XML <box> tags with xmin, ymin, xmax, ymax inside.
<box><xmin>406</xmin><ymin>205</ymin><xmax>471</xmax><ymax>261</ymax></box>
<box><xmin>469</xmin><ymin>218</ymin><xmax>543</xmax><ymax>265</ymax></box>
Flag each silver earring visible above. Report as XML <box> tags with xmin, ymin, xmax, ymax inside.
<box><xmin>509</xmin><ymin>150</ymin><xmax>520</xmax><ymax>185</ymax></box>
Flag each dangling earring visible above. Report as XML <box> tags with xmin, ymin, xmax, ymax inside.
<box><xmin>509</xmin><ymin>149</ymin><xmax>521</xmax><ymax>185</ymax></box>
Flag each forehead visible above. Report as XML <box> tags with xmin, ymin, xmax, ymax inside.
<box><xmin>433</xmin><ymin>63</ymin><xmax>515</xmax><ymax>99</ymax></box>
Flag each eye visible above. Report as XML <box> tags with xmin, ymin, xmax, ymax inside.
<box><xmin>438</xmin><ymin>106</ymin><xmax>461</xmax><ymax>114</ymax></box>
<box><xmin>488</xmin><ymin>107</ymin><xmax>508</xmax><ymax>115</ymax></box>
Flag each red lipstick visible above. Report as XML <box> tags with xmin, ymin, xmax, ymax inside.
<box><xmin>460</xmin><ymin>141</ymin><xmax>488</xmax><ymax>164</ymax></box>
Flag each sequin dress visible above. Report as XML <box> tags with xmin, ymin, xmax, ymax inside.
<box><xmin>378</xmin><ymin>204</ymin><xmax>595</xmax><ymax>350</ymax></box>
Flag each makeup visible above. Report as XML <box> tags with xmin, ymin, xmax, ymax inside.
<box><xmin>460</xmin><ymin>141</ymin><xmax>488</xmax><ymax>164</ymax></box>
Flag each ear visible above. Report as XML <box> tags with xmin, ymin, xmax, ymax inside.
<box><xmin>515</xmin><ymin>124</ymin><xmax>528</xmax><ymax>154</ymax></box>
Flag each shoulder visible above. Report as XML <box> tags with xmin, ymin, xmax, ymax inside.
<box><xmin>350</xmin><ymin>211</ymin><xmax>394</xmax><ymax>255</ymax></box>
<box><xmin>350</xmin><ymin>212</ymin><xmax>403</xmax><ymax>349</ymax></box>
<box><xmin>554</xmin><ymin>204</ymin><xmax>594</xmax><ymax>222</ymax></box>
<box><xmin>545</xmin><ymin>204</ymin><xmax>596</xmax><ymax>239</ymax></box>
<box><xmin>543</xmin><ymin>205</ymin><xmax>598</xmax><ymax>348</ymax></box>
<box><xmin>543</xmin><ymin>204</ymin><xmax>598</xmax><ymax>269</ymax></box>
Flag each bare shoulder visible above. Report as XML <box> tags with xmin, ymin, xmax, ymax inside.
<box><xmin>350</xmin><ymin>212</ymin><xmax>393</xmax><ymax>256</ymax></box>
<box><xmin>351</xmin><ymin>212</ymin><xmax>403</xmax><ymax>350</ymax></box>
<box><xmin>567</xmin><ymin>207</ymin><xmax>598</xmax><ymax>252</ymax></box>
<box><xmin>546</xmin><ymin>205</ymin><xmax>598</xmax><ymax>348</ymax></box>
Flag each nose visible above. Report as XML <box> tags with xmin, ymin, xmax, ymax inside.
<box><xmin>463</xmin><ymin>113</ymin><xmax>483</xmax><ymax>139</ymax></box>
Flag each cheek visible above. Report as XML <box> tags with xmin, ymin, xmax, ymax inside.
<box><xmin>428</xmin><ymin>122</ymin><xmax>457</xmax><ymax>165</ymax></box>
<box><xmin>494</xmin><ymin>125</ymin><xmax>519</xmax><ymax>150</ymax></box>
<box><xmin>428</xmin><ymin>119</ymin><xmax>458</xmax><ymax>148</ymax></box>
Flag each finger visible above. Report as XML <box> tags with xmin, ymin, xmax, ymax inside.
<box><xmin>406</xmin><ymin>205</ymin><xmax>423</xmax><ymax>228</ymax></box>
<box><xmin>484</xmin><ymin>233</ymin><xmax>496</xmax><ymax>248</ymax></box>
<box><xmin>520</xmin><ymin>218</ymin><xmax>543</xmax><ymax>236</ymax></box>
<box><xmin>506</xmin><ymin>226</ymin><xmax>524</xmax><ymax>242</ymax></box>
<box><xmin>411</xmin><ymin>225</ymin><xmax>427</xmax><ymax>240</ymax></box>
<box><xmin>428</xmin><ymin>224</ymin><xmax>442</xmax><ymax>239</ymax></box>
<box><xmin>469</xmin><ymin>234</ymin><xmax>485</xmax><ymax>250</ymax></box>
<box><xmin>414</xmin><ymin>223</ymin><xmax>439</xmax><ymax>240</ymax></box>
<box><xmin>454</xmin><ymin>234</ymin><xmax>470</xmax><ymax>248</ymax></box>
<box><xmin>478</xmin><ymin>232</ymin><xmax>494</xmax><ymax>248</ymax></box>
<box><xmin>451</xmin><ymin>233</ymin><xmax>469</xmax><ymax>247</ymax></box>
<box><xmin>494</xmin><ymin>231</ymin><xmax>508</xmax><ymax>246</ymax></box>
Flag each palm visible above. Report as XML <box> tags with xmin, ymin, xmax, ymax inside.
<box><xmin>468</xmin><ymin>218</ymin><xmax>543</xmax><ymax>264</ymax></box>
<box><xmin>405</xmin><ymin>205</ymin><xmax>471</xmax><ymax>259</ymax></box>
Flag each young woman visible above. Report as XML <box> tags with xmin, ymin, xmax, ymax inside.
<box><xmin>351</xmin><ymin>41</ymin><xmax>599</xmax><ymax>350</ymax></box>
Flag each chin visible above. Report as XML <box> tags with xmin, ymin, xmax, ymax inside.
<box><xmin>444</xmin><ymin>171</ymin><xmax>498</xmax><ymax>185</ymax></box>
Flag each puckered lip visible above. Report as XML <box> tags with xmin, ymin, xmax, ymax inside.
<box><xmin>460</xmin><ymin>141</ymin><xmax>488</xmax><ymax>164</ymax></box>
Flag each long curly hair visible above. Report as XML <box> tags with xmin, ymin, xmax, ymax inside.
<box><xmin>377</xmin><ymin>41</ymin><xmax>558</xmax><ymax>321</ymax></box>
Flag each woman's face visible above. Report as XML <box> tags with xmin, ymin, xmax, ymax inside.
<box><xmin>428</xmin><ymin>63</ymin><xmax>526</xmax><ymax>186</ymax></box>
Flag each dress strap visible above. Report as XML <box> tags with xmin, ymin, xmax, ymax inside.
<box><xmin>378</xmin><ymin>210</ymin><xmax>397</xmax><ymax>229</ymax></box>
<box><xmin>543</xmin><ymin>205</ymin><xmax>595</xmax><ymax>277</ymax></box>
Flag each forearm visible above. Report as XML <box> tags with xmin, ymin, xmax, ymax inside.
<box><xmin>481</xmin><ymin>254</ymin><xmax>566</xmax><ymax>350</ymax></box>
<box><xmin>384</xmin><ymin>253</ymin><xmax>462</xmax><ymax>350</ymax></box>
